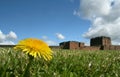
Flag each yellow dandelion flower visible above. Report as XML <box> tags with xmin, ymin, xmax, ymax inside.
<box><xmin>14</xmin><ymin>38</ymin><xmax>53</xmax><ymax>61</ymax></box>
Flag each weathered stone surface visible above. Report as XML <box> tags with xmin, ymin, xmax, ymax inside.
<box><xmin>81</xmin><ymin>46</ymin><xmax>100</xmax><ymax>51</ymax></box>
<box><xmin>59</xmin><ymin>36</ymin><xmax>120</xmax><ymax>50</ymax></box>
<box><xmin>59</xmin><ymin>41</ymin><xmax>70</xmax><ymax>49</ymax></box>
<box><xmin>90</xmin><ymin>36</ymin><xmax>111</xmax><ymax>46</ymax></box>
<box><xmin>60</xmin><ymin>41</ymin><xmax>84</xmax><ymax>49</ymax></box>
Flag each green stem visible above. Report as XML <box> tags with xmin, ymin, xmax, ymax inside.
<box><xmin>23</xmin><ymin>55</ymin><xmax>34</xmax><ymax>77</ymax></box>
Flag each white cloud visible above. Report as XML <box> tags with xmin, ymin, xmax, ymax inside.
<box><xmin>41</xmin><ymin>35</ymin><xmax>58</xmax><ymax>46</ymax></box>
<box><xmin>41</xmin><ymin>36</ymin><xmax>48</xmax><ymax>40</ymax></box>
<box><xmin>56</xmin><ymin>33</ymin><xmax>65</xmax><ymax>40</ymax></box>
<box><xmin>0</xmin><ymin>30</ymin><xmax>17</xmax><ymax>45</ymax></box>
<box><xmin>77</xmin><ymin>0</ymin><xmax>111</xmax><ymax>19</ymax></box>
<box><xmin>75</xmin><ymin>0</ymin><xmax>120</xmax><ymax>45</ymax></box>
<box><xmin>46</xmin><ymin>40</ymin><xmax>58</xmax><ymax>46</ymax></box>
<box><xmin>0</xmin><ymin>31</ymin><xmax>6</xmax><ymax>42</ymax></box>
<box><xmin>41</xmin><ymin>33</ymin><xmax>65</xmax><ymax>46</ymax></box>
<box><xmin>6</xmin><ymin>31</ymin><xmax>17</xmax><ymax>40</ymax></box>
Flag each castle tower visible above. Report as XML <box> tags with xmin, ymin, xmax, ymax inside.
<box><xmin>90</xmin><ymin>36</ymin><xmax>111</xmax><ymax>46</ymax></box>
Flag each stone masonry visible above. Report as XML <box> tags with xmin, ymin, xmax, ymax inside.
<box><xmin>59</xmin><ymin>36</ymin><xmax>120</xmax><ymax>50</ymax></box>
<box><xmin>90</xmin><ymin>36</ymin><xmax>111</xmax><ymax>46</ymax></box>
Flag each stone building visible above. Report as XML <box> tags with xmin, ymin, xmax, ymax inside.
<box><xmin>90</xmin><ymin>36</ymin><xmax>111</xmax><ymax>46</ymax></box>
<box><xmin>59</xmin><ymin>36</ymin><xmax>120</xmax><ymax>50</ymax></box>
<box><xmin>60</xmin><ymin>41</ymin><xmax>84</xmax><ymax>49</ymax></box>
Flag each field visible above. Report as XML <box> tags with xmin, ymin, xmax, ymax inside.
<box><xmin>0</xmin><ymin>47</ymin><xmax>120</xmax><ymax>77</ymax></box>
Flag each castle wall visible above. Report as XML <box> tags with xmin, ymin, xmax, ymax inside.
<box><xmin>59</xmin><ymin>41</ymin><xmax>85</xmax><ymax>50</ymax></box>
<box><xmin>69</xmin><ymin>41</ymin><xmax>80</xmax><ymax>49</ymax></box>
<box><xmin>79</xmin><ymin>42</ymin><xmax>84</xmax><ymax>48</ymax></box>
<box><xmin>58</xmin><ymin>36</ymin><xmax>120</xmax><ymax>50</ymax></box>
<box><xmin>81</xmin><ymin>46</ymin><xmax>100</xmax><ymax>51</ymax></box>
<box><xmin>102</xmin><ymin>37</ymin><xmax>111</xmax><ymax>46</ymax></box>
<box><xmin>59</xmin><ymin>42</ymin><xmax>70</xmax><ymax>49</ymax></box>
<box><xmin>90</xmin><ymin>36</ymin><xmax>111</xmax><ymax>46</ymax></box>
<box><xmin>108</xmin><ymin>45</ymin><xmax>120</xmax><ymax>50</ymax></box>
<box><xmin>49</xmin><ymin>46</ymin><xmax>60</xmax><ymax>49</ymax></box>
<box><xmin>100</xmin><ymin>45</ymin><xmax>110</xmax><ymax>50</ymax></box>
<box><xmin>90</xmin><ymin>37</ymin><xmax>102</xmax><ymax>46</ymax></box>
<box><xmin>100</xmin><ymin>45</ymin><xmax>120</xmax><ymax>50</ymax></box>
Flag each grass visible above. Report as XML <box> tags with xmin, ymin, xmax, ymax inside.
<box><xmin>0</xmin><ymin>47</ymin><xmax>120</xmax><ymax>77</ymax></box>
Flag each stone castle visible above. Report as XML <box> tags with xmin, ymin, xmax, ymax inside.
<box><xmin>59</xmin><ymin>36</ymin><xmax>120</xmax><ymax>50</ymax></box>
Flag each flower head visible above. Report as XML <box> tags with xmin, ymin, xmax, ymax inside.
<box><xmin>14</xmin><ymin>38</ymin><xmax>53</xmax><ymax>61</ymax></box>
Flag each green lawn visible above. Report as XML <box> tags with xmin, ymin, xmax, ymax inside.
<box><xmin>0</xmin><ymin>47</ymin><xmax>120</xmax><ymax>77</ymax></box>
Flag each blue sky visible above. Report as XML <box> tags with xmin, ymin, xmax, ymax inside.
<box><xmin>1</xmin><ymin>0</ymin><xmax>120</xmax><ymax>45</ymax></box>
<box><xmin>0</xmin><ymin>0</ymin><xmax>91</xmax><ymax>45</ymax></box>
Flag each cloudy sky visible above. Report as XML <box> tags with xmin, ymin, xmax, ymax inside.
<box><xmin>0</xmin><ymin>0</ymin><xmax>120</xmax><ymax>45</ymax></box>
